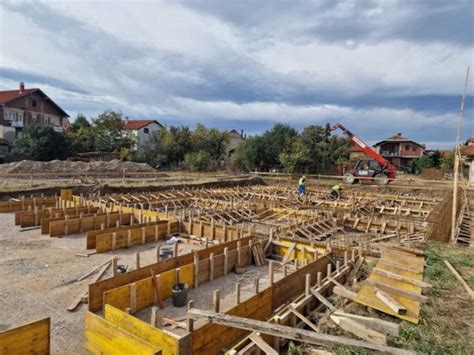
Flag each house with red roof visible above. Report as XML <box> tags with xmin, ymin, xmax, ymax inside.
<box><xmin>0</xmin><ymin>82</ymin><xmax>70</xmax><ymax>134</ymax></box>
<box><xmin>463</xmin><ymin>137</ymin><xmax>474</xmax><ymax>185</ymax></box>
<box><xmin>373</xmin><ymin>133</ymin><xmax>425</xmax><ymax>169</ymax></box>
<box><xmin>122</xmin><ymin>118</ymin><xmax>162</xmax><ymax>148</ymax></box>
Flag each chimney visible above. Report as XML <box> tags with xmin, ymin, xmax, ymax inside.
<box><xmin>19</xmin><ymin>82</ymin><xmax>25</xmax><ymax>94</ymax></box>
<box><xmin>240</xmin><ymin>129</ymin><xmax>244</xmax><ymax>137</ymax></box>
<box><xmin>125</xmin><ymin>116</ymin><xmax>129</xmax><ymax>123</ymax></box>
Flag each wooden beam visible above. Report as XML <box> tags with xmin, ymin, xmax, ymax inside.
<box><xmin>249</xmin><ymin>333</ymin><xmax>279</xmax><ymax>355</ymax></box>
<box><xmin>310</xmin><ymin>289</ymin><xmax>336</xmax><ymax>311</ymax></box>
<box><xmin>333</xmin><ymin>311</ymin><xmax>399</xmax><ymax>336</ymax></box>
<box><xmin>366</xmin><ymin>279</ymin><xmax>427</xmax><ymax>303</ymax></box>
<box><xmin>444</xmin><ymin>260</ymin><xmax>474</xmax><ymax>300</ymax></box>
<box><xmin>373</xmin><ymin>268</ymin><xmax>432</xmax><ymax>288</ymax></box>
<box><xmin>289</xmin><ymin>306</ymin><xmax>319</xmax><ymax>332</ymax></box>
<box><xmin>282</xmin><ymin>243</ymin><xmax>296</xmax><ymax>264</ymax></box>
<box><xmin>330</xmin><ymin>315</ymin><xmax>387</xmax><ymax>345</ymax></box>
<box><xmin>332</xmin><ymin>286</ymin><xmax>357</xmax><ymax>302</ymax></box>
<box><xmin>375</xmin><ymin>288</ymin><xmax>407</xmax><ymax>315</ymax></box>
<box><xmin>187</xmin><ymin>308</ymin><xmax>416</xmax><ymax>354</ymax></box>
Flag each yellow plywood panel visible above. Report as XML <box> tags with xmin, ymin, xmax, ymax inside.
<box><xmin>0</xmin><ymin>318</ymin><xmax>50</xmax><ymax>354</ymax></box>
<box><xmin>60</xmin><ymin>189</ymin><xmax>73</xmax><ymax>201</ymax></box>
<box><xmin>354</xmin><ymin>251</ymin><xmax>425</xmax><ymax>324</ymax></box>
<box><xmin>103</xmin><ymin>284</ymin><xmax>131</xmax><ymax>311</ymax></box>
<box><xmin>355</xmin><ymin>284</ymin><xmax>420</xmax><ymax>324</ymax></box>
<box><xmin>275</xmin><ymin>240</ymin><xmax>325</xmax><ymax>262</ymax></box>
<box><xmin>84</xmin><ymin>311</ymin><xmax>161</xmax><ymax>355</ymax></box>
<box><xmin>104</xmin><ymin>305</ymin><xmax>179</xmax><ymax>355</ymax></box>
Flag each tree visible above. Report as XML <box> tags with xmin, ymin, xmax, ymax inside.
<box><xmin>261</xmin><ymin>123</ymin><xmax>298</xmax><ymax>166</ymax></box>
<box><xmin>230</xmin><ymin>135</ymin><xmax>266</xmax><ymax>172</ymax></box>
<box><xmin>411</xmin><ymin>155</ymin><xmax>434</xmax><ymax>174</ymax></box>
<box><xmin>191</xmin><ymin>124</ymin><xmax>229</xmax><ymax>160</ymax></box>
<box><xmin>71</xmin><ymin>113</ymin><xmax>91</xmax><ymax>132</ymax></box>
<box><xmin>184</xmin><ymin>150</ymin><xmax>212</xmax><ymax>171</ymax></box>
<box><xmin>92</xmin><ymin>111</ymin><xmax>134</xmax><ymax>152</ymax></box>
<box><xmin>12</xmin><ymin>124</ymin><xmax>68</xmax><ymax>161</ymax></box>
<box><xmin>279</xmin><ymin>137</ymin><xmax>311</xmax><ymax>173</ymax></box>
<box><xmin>440</xmin><ymin>151</ymin><xmax>455</xmax><ymax>169</ymax></box>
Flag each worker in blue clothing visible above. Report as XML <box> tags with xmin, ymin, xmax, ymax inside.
<box><xmin>298</xmin><ymin>175</ymin><xmax>306</xmax><ymax>196</ymax></box>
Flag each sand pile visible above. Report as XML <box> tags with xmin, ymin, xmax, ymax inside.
<box><xmin>0</xmin><ymin>160</ymin><xmax>156</xmax><ymax>174</ymax></box>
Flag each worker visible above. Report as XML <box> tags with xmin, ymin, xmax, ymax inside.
<box><xmin>298</xmin><ymin>175</ymin><xmax>306</xmax><ymax>196</ymax></box>
<box><xmin>330</xmin><ymin>184</ymin><xmax>344</xmax><ymax>200</ymax></box>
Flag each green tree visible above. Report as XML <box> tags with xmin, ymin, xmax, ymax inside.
<box><xmin>92</xmin><ymin>111</ymin><xmax>134</xmax><ymax>152</ymax></box>
<box><xmin>230</xmin><ymin>135</ymin><xmax>266</xmax><ymax>172</ymax></box>
<box><xmin>261</xmin><ymin>123</ymin><xmax>298</xmax><ymax>166</ymax></box>
<box><xmin>279</xmin><ymin>137</ymin><xmax>311</xmax><ymax>173</ymax></box>
<box><xmin>12</xmin><ymin>124</ymin><xmax>68</xmax><ymax>161</ymax></box>
<box><xmin>66</xmin><ymin>117</ymin><xmax>96</xmax><ymax>155</ymax></box>
<box><xmin>184</xmin><ymin>150</ymin><xmax>212</xmax><ymax>171</ymax></box>
<box><xmin>411</xmin><ymin>155</ymin><xmax>434</xmax><ymax>174</ymax></box>
<box><xmin>191</xmin><ymin>124</ymin><xmax>229</xmax><ymax>160</ymax></box>
<box><xmin>440</xmin><ymin>151</ymin><xmax>455</xmax><ymax>169</ymax></box>
<box><xmin>71</xmin><ymin>113</ymin><xmax>91</xmax><ymax>132</ymax></box>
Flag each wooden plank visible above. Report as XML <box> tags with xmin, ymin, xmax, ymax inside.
<box><xmin>104</xmin><ymin>305</ymin><xmax>179</xmax><ymax>355</ymax></box>
<box><xmin>332</xmin><ymin>286</ymin><xmax>357</xmax><ymax>301</ymax></box>
<box><xmin>373</xmin><ymin>268</ymin><xmax>432</xmax><ymax>288</ymax></box>
<box><xmin>84</xmin><ymin>311</ymin><xmax>162</xmax><ymax>355</ymax></box>
<box><xmin>374</xmin><ymin>288</ymin><xmax>407</xmax><ymax>315</ymax></box>
<box><xmin>330</xmin><ymin>315</ymin><xmax>387</xmax><ymax>345</ymax></box>
<box><xmin>289</xmin><ymin>307</ymin><xmax>319</xmax><ymax>332</ymax></box>
<box><xmin>282</xmin><ymin>243</ymin><xmax>296</xmax><ymax>264</ymax></box>
<box><xmin>333</xmin><ymin>311</ymin><xmax>399</xmax><ymax>336</ymax></box>
<box><xmin>365</xmin><ymin>279</ymin><xmax>427</xmax><ymax>303</ymax></box>
<box><xmin>444</xmin><ymin>260</ymin><xmax>474</xmax><ymax>300</ymax></box>
<box><xmin>248</xmin><ymin>333</ymin><xmax>278</xmax><ymax>355</ymax></box>
<box><xmin>0</xmin><ymin>318</ymin><xmax>50</xmax><ymax>354</ymax></box>
<box><xmin>188</xmin><ymin>309</ymin><xmax>416</xmax><ymax>354</ymax></box>
<box><xmin>310</xmin><ymin>289</ymin><xmax>335</xmax><ymax>311</ymax></box>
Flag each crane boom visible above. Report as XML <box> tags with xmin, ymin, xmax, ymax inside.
<box><xmin>329</xmin><ymin>122</ymin><xmax>397</xmax><ymax>178</ymax></box>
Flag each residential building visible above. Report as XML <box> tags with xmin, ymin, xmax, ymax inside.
<box><xmin>0</xmin><ymin>82</ymin><xmax>70</xmax><ymax>135</ymax></box>
<box><xmin>122</xmin><ymin>118</ymin><xmax>162</xmax><ymax>148</ymax></box>
<box><xmin>464</xmin><ymin>137</ymin><xmax>474</xmax><ymax>185</ymax></box>
<box><xmin>226</xmin><ymin>129</ymin><xmax>245</xmax><ymax>156</ymax></box>
<box><xmin>373</xmin><ymin>133</ymin><xmax>425</xmax><ymax>169</ymax></box>
<box><xmin>348</xmin><ymin>143</ymin><xmax>366</xmax><ymax>162</ymax></box>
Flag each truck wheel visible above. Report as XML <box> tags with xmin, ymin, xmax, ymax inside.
<box><xmin>343</xmin><ymin>173</ymin><xmax>356</xmax><ymax>184</ymax></box>
<box><xmin>374</xmin><ymin>173</ymin><xmax>389</xmax><ymax>185</ymax></box>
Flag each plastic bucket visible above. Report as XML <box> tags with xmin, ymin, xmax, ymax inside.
<box><xmin>171</xmin><ymin>283</ymin><xmax>188</xmax><ymax>307</ymax></box>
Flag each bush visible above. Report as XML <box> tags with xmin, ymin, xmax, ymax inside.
<box><xmin>12</xmin><ymin>124</ymin><xmax>68</xmax><ymax>161</ymax></box>
<box><xmin>184</xmin><ymin>150</ymin><xmax>212</xmax><ymax>171</ymax></box>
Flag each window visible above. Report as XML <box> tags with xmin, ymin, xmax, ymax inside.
<box><xmin>32</xmin><ymin>100</ymin><xmax>37</xmax><ymax>107</ymax></box>
<box><xmin>143</xmin><ymin>127</ymin><xmax>149</xmax><ymax>134</ymax></box>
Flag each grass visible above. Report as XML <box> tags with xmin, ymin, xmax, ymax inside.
<box><xmin>390</xmin><ymin>241</ymin><xmax>474</xmax><ymax>354</ymax></box>
<box><xmin>329</xmin><ymin>241</ymin><xmax>473</xmax><ymax>355</ymax></box>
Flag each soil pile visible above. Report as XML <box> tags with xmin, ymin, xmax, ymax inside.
<box><xmin>0</xmin><ymin>160</ymin><xmax>156</xmax><ymax>174</ymax></box>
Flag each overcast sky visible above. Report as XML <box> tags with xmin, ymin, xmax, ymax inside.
<box><xmin>1</xmin><ymin>0</ymin><xmax>473</xmax><ymax>148</ymax></box>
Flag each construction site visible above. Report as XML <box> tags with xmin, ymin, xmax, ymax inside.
<box><xmin>0</xmin><ymin>167</ymin><xmax>472</xmax><ymax>355</ymax></box>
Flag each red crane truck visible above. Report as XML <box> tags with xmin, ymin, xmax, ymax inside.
<box><xmin>327</xmin><ymin>122</ymin><xmax>397</xmax><ymax>185</ymax></box>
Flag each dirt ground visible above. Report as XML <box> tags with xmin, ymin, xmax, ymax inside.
<box><xmin>0</xmin><ymin>213</ymin><xmax>204</xmax><ymax>354</ymax></box>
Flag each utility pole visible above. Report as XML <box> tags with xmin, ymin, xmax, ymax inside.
<box><xmin>451</xmin><ymin>66</ymin><xmax>470</xmax><ymax>243</ymax></box>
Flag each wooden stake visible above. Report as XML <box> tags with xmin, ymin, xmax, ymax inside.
<box><xmin>254</xmin><ymin>277</ymin><xmax>260</xmax><ymax>294</ymax></box>
<box><xmin>213</xmin><ymin>290</ymin><xmax>220</xmax><ymax>312</ymax></box>
<box><xmin>235</xmin><ymin>282</ymin><xmax>241</xmax><ymax>305</ymax></box>
<box><xmin>135</xmin><ymin>252</ymin><xmax>140</xmax><ymax>269</ymax></box>
<box><xmin>209</xmin><ymin>253</ymin><xmax>215</xmax><ymax>281</ymax></box>
<box><xmin>151</xmin><ymin>306</ymin><xmax>163</xmax><ymax>329</ymax></box>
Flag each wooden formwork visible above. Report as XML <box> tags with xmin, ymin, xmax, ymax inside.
<box><xmin>16</xmin><ymin>206</ymin><xmax>101</xmax><ymax>227</ymax></box>
<box><xmin>0</xmin><ymin>318</ymin><xmax>50</xmax><ymax>354</ymax></box>
<box><xmin>45</xmin><ymin>212</ymin><xmax>134</xmax><ymax>237</ymax></box>
<box><xmin>0</xmin><ymin>196</ymin><xmax>57</xmax><ymax>213</ymax></box>
<box><xmin>88</xmin><ymin>236</ymin><xmax>253</xmax><ymax>312</ymax></box>
<box><xmin>84</xmin><ymin>246</ymin><xmax>334</xmax><ymax>355</ymax></box>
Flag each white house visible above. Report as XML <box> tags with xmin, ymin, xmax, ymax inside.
<box><xmin>122</xmin><ymin>119</ymin><xmax>162</xmax><ymax>148</ymax></box>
